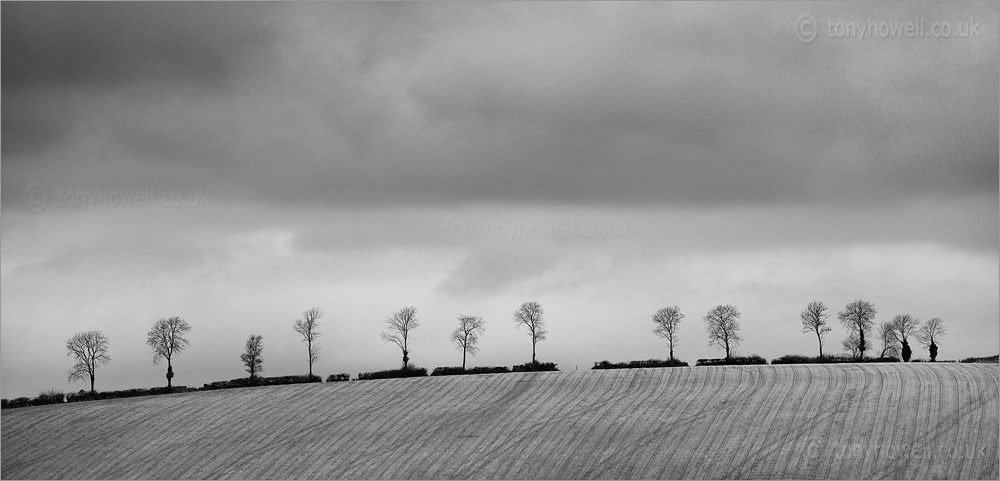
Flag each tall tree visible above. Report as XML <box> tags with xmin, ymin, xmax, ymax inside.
<box><xmin>293</xmin><ymin>307</ymin><xmax>322</xmax><ymax>377</ymax></box>
<box><xmin>241</xmin><ymin>334</ymin><xmax>264</xmax><ymax>378</ymax></box>
<box><xmin>450</xmin><ymin>315</ymin><xmax>486</xmax><ymax>370</ymax></box>
<box><xmin>837</xmin><ymin>299</ymin><xmax>876</xmax><ymax>360</ymax></box>
<box><xmin>800</xmin><ymin>301</ymin><xmax>831</xmax><ymax>358</ymax></box>
<box><xmin>917</xmin><ymin>317</ymin><xmax>947</xmax><ymax>362</ymax></box>
<box><xmin>382</xmin><ymin>306</ymin><xmax>420</xmax><ymax>368</ymax></box>
<box><xmin>513</xmin><ymin>301</ymin><xmax>547</xmax><ymax>364</ymax></box>
<box><xmin>876</xmin><ymin>321</ymin><xmax>901</xmax><ymax>359</ymax></box>
<box><xmin>66</xmin><ymin>330</ymin><xmax>111</xmax><ymax>393</ymax></box>
<box><xmin>146</xmin><ymin>316</ymin><xmax>192</xmax><ymax>388</ymax></box>
<box><xmin>704</xmin><ymin>304</ymin><xmax>742</xmax><ymax>359</ymax></box>
<box><xmin>890</xmin><ymin>314</ymin><xmax>920</xmax><ymax>362</ymax></box>
<box><xmin>652</xmin><ymin>306</ymin><xmax>684</xmax><ymax>361</ymax></box>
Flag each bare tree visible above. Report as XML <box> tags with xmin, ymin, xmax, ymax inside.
<box><xmin>837</xmin><ymin>299</ymin><xmax>876</xmax><ymax>360</ymax></box>
<box><xmin>293</xmin><ymin>307</ymin><xmax>322</xmax><ymax>377</ymax></box>
<box><xmin>652</xmin><ymin>306</ymin><xmax>684</xmax><ymax>361</ymax></box>
<box><xmin>146</xmin><ymin>316</ymin><xmax>192</xmax><ymax>388</ymax></box>
<box><xmin>241</xmin><ymin>334</ymin><xmax>264</xmax><ymax>378</ymax></box>
<box><xmin>800</xmin><ymin>301</ymin><xmax>831</xmax><ymax>358</ymax></box>
<box><xmin>876</xmin><ymin>321</ymin><xmax>900</xmax><ymax>359</ymax></box>
<box><xmin>66</xmin><ymin>330</ymin><xmax>111</xmax><ymax>393</ymax></box>
<box><xmin>704</xmin><ymin>304</ymin><xmax>742</xmax><ymax>359</ymax></box>
<box><xmin>513</xmin><ymin>301</ymin><xmax>547</xmax><ymax>364</ymax></box>
<box><xmin>890</xmin><ymin>314</ymin><xmax>920</xmax><ymax>362</ymax></box>
<box><xmin>450</xmin><ymin>315</ymin><xmax>486</xmax><ymax>370</ymax></box>
<box><xmin>382</xmin><ymin>306</ymin><xmax>420</xmax><ymax>368</ymax></box>
<box><xmin>917</xmin><ymin>317</ymin><xmax>947</xmax><ymax>362</ymax></box>
<box><xmin>842</xmin><ymin>332</ymin><xmax>861</xmax><ymax>358</ymax></box>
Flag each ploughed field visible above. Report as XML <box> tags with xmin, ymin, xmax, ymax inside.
<box><xmin>2</xmin><ymin>364</ymin><xmax>997</xmax><ymax>479</ymax></box>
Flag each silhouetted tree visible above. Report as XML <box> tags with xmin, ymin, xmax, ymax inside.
<box><xmin>876</xmin><ymin>321</ymin><xmax>900</xmax><ymax>358</ymax></box>
<box><xmin>800</xmin><ymin>301</ymin><xmax>831</xmax><ymax>358</ymax></box>
<box><xmin>241</xmin><ymin>334</ymin><xmax>264</xmax><ymax>378</ymax></box>
<box><xmin>513</xmin><ymin>301</ymin><xmax>547</xmax><ymax>364</ymax></box>
<box><xmin>704</xmin><ymin>304</ymin><xmax>742</xmax><ymax>359</ymax></box>
<box><xmin>66</xmin><ymin>330</ymin><xmax>110</xmax><ymax>393</ymax></box>
<box><xmin>918</xmin><ymin>317</ymin><xmax>947</xmax><ymax>362</ymax></box>
<box><xmin>652</xmin><ymin>306</ymin><xmax>684</xmax><ymax>361</ymax></box>
<box><xmin>890</xmin><ymin>314</ymin><xmax>920</xmax><ymax>362</ymax></box>
<box><xmin>146</xmin><ymin>316</ymin><xmax>191</xmax><ymax>388</ymax></box>
<box><xmin>382</xmin><ymin>306</ymin><xmax>420</xmax><ymax>368</ymax></box>
<box><xmin>293</xmin><ymin>307</ymin><xmax>322</xmax><ymax>377</ymax></box>
<box><xmin>450</xmin><ymin>315</ymin><xmax>486</xmax><ymax>370</ymax></box>
<box><xmin>838</xmin><ymin>299</ymin><xmax>876</xmax><ymax>359</ymax></box>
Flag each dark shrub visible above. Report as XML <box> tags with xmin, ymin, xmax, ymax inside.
<box><xmin>960</xmin><ymin>355</ymin><xmax>1000</xmax><ymax>363</ymax></box>
<box><xmin>431</xmin><ymin>366</ymin><xmax>511</xmax><ymax>376</ymax></box>
<box><xmin>771</xmin><ymin>355</ymin><xmax>899</xmax><ymax>364</ymax></box>
<box><xmin>8</xmin><ymin>397</ymin><xmax>32</xmax><ymax>409</ymax></box>
<box><xmin>357</xmin><ymin>367</ymin><xmax>428</xmax><ymax>381</ymax></box>
<box><xmin>326</xmin><ymin>373</ymin><xmax>351</xmax><ymax>382</ymax></box>
<box><xmin>512</xmin><ymin>361</ymin><xmax>559</xmax><ymax>372</ymax></box>
<box><xmin>592</xmin><ymin>359</ymin><xmax>688</xmax><ymax>370</ymax></box>
<box><xmin>696</xmin><ymin>355</ymin><xmax>768</xmax><ymax>366</ymax></box>
<box><xmin>32</xmin><ymin>390</ymin><xmax>65</xmax><ymax>406</ymax></box>
<box><xmin>1</xmin><ymin>399</ymin><xmax>7</xmax><ymax>409</ymax></box>
<box><xmin>202</xmin><ymin>375</ymin><xmax>319</xmax><ymax>391</ymax></box>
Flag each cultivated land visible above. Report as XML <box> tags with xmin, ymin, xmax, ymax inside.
<box><xmin>2</xmin><ymin>364</ymin><xmax>997</xmax><ymax>479</ymax></box>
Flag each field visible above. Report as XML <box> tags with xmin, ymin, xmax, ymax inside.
<box><xmin>2</xmin><ymin>364</ymin><xmax>997</xmax><ymax>479</ymax></box>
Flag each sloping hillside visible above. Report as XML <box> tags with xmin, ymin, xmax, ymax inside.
<box><xmin>2</xmin><ymin>364</ymin><xmax>997</xmax><ymax>479</ymax></box>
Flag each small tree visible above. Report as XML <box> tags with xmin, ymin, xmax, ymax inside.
<box><xmin>800</xmin><ymin>301</ymin><xmax>831</xmax><ymax>358</ymax></box>
<box><xmin>890</xmin><ymin>314</ymin><xmax>920</xmax><ymax>362</ymax></box>
<box><xmin>146</xmin><ymin>316</ymin><xmax>192</xmax><ymax>388</ymax></box>
<box><xmin>293</xmin><ymin>307</ymin><xmax>322</xmax><ymax>377</ymax></box>
<box><xmin>450</xmin><ymin>315</ymin><xmax>486</xmax><ymax>370</ymax></box>
<box><xmin>241</xmin><ymin>334</ymin><xmax>264</xmax><ymax>378</ymax></box>
<box><xmin>704</xmin><ymin>304</ymin><xmax>742</xmax><ymax>359</ymax></box>
<box><xmin>66</xmin><ymin>330</ymin><xmax>111</xmax><ymax>393</ymax></box>
<box><xmin>513</xmin><ymin>301</ymin><xmax>547</xmax><ymax>364</ymax></box>
<box><xmin>652</xmin><ymin>306</ymin><xmax>684</xmax><ymax>361</ymax></box>
<box><xmin>382</xmin><ymin>306</ymin><xmax>420</xmax><ymax>368</ymax></box>
<box><xmin>842</xmin><ymin>332</ymin><xmax>861</xmax><ymax>358</ymax></box>
<box><xmin>838</xmin><ymin>299</ymin><xmax>876</xmax><ymax>360</ymax></box>
<box><xmin>917</xmin><ymin>317</ymin><xmax>947</xmax><ymax>362</ymax></box>
<box><xmin>876</xmin><ymin>321</ymin><xmax>900</xmax><ymax>359</ymax></box>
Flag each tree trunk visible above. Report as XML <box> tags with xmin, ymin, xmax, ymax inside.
<box><xmin>307</xmin><ymin>339</ymin><xmax>313</xmax><ymax>377</ymax></box>
<box><xmin>858</xmin><ymin>331</ymin><xmax>866</xmax><ymax>360</ymax></box>
<box><xmin>532</xmin><ymin>339</ymin><xmax>537</xmax><ymax>364</ymax></box>
<box><xmin>166</xmin><ymin>361</ymin><xmax>174</xmax><ymax>388</ymax></box>
<box><xmin>462</xmin><ymin>349</ymin><xmax>467</xmax><ymax>370</ymax></box>
<box><xmin>724</xmin><ymin>339</ymin><xmax>731</xmax><ymax>359</ymax></box>
<box><xmin>817</xmin><ymin>332</ymin><xmax>824</xmax><ymax>358</ymax></box>
<box><xmin>929</xmin><ymin>342</ymin><xmax>938</xmax><ymax>362</ymax></box>
<box><xmin>669</xmin><ymin>343</ymin><xmax>674</xmax><ymax>362</ymax></box>
<box><xmin>90</xmin><ymin>373</ymin><xmax>95</xmax><ymax>394</ymax></box>
<box><xmin>902</xmin><ymin>341</ymin><xmax>912</xmax><ymax>362</ymax></box>
<box><xmin>402</xmin><ymin>349</ymin><xmax>409</xmax><ymax>369</ymax></box>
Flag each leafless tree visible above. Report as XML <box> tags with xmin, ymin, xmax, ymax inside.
<box><xmin>704</xmin><ymin>304</ymin><xmax>742</xmax><ymax>359</ymax></box>
<box><xmin>450</xmin><ymin>315</ymin><xmax>486</xmax><ymax>370</ymax></box>
<box><xmin>842</xmin><ymin>332</ymin><xmax>861</xmax><ymax>358</ymax></box>
<box><xmin>890</xmin><ymin>314</ymin><xmax>920</xmax><ymax>362</ymax></box>
<box><xmin>293</xmin><ymin>307</ymin><xmax>322</xmax><ymax>377</ymax></box>
<box><xmin>837</xmin><ymin>299</ymin><xmax>876</xmax><ymax>359</ymax></box>
<box><xmin>876</xmin><ymin>321</ymin><xmax>900</xmax><ymax>359</ymax></box>
<box><xmin>382</xmin><ymin>306</ymin><xmax>420</xmax><ymax>368</ymax></box>
<box><xmin>146</xmin><ymin>316</ymin><xmax>191</xmax><ymax>388</ymax></box>
<box><xmin>66</xmin><ymin>330</ymin><xmax>111</xmax><ymax>393</ymax></box>
<box><xmin>652</xmin><ymin>306</ymin><xmax>684</xmax><ymax>361</ymax></box>
<box><xmin>513</xmin><ymin>301</ymin><xmax>547</xmax><ymax>364</ymax></box>
<box><xmin>917</xmin><ymin>317</ymin><xmax>947</xmax><ymax>362</ymax></box>
<box><xmin>241</xmin><ymin>334</ymin><xmax>264</xmax><ymax>378</ymax></box>
<box><xmin>800</xmin><ymin>301</ymin><xmax>831</xmax><ymax>358</ymax></box>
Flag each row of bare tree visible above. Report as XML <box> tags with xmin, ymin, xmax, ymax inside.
<box><xmin>800</xmin><ymin>299</ymin><xmax>946</xmax><ymax>361</ymax></box>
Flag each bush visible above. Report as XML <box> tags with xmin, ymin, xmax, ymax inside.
<box><xmin>326</xmin><ymin>373</ymin><xmax>351</xmax><ymax>382</ymax></box>
<box><xmin>430</xmin><ymin>366</ymin><xmax>511</xmax><ymax>376</ymax></box>
<box><xmin>960</xmin><ymin>355</ymin><xmax>999</xmax><ymax>363</ymax></box>
<box><xmin>32</xmin><ymin>389</ymin><xmax>65</xmax><ymax>406</ymax></box>
<box><xmin>357</xmin><ymin>367</ymin><xmax>428</xmax><ymax>381</ymax></box>
<box><xmin>592</xmin><ymin>359</ymin><xmax>688</xmax><ymax>370</ymax></box>
<box><xmin>6</xmin><ymin>397</ymin><xmax>32</xmax><ymax>409</ymax></box>
<box><xmin>512</xmin><ymin>361</ymin><xmax>559</xmax><ymax>372</ymax></box>
<box><xmin>202</xmin><ymin>375</ymin><xmax>320</xmax><ymax>391</ymax></box>
<box><xmin>696</xmin><ymin>355</ymin><xmax>768</xmax><ymax>366</ymax></box>
<box><xmin>770</xmin><ymin>355</ymin><xmax>900</xmax><ymax>364</ymax></box>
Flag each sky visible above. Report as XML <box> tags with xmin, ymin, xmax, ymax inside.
<box><xmin>1</xmin><ymin>2</ymin><xmax>997</xmax><ymax>399</ymax></box>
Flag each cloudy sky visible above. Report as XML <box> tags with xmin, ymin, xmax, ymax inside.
<box><xmin>2</xmin><ymin>2</ymin><xmax>997</xmax><ymax>398</ymax></box>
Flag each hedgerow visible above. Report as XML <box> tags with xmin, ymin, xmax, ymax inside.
<box><xmin>696</xmin><ymin>355</ymin><xmax>768</xmax><ymax>366</ymax></box>
<box><xmin>592</xmin><ymin>359</ymin><xmax>689</xmax><ymax>370</ymax></box>
<box><xmin>357</xmin><ymin>367</ymin><xmax>428</xmax><ymax>380</ymax></box>
<box><xmin>430</xmin><ymin>366</ymin><xmax>511</xmax><ymax>376</ymax></box>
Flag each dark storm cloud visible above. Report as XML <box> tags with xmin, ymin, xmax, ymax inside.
<box><xmin>2</xmin><ymin>2</ymin><xmax>996</xmax><ymax>210</ymax></box>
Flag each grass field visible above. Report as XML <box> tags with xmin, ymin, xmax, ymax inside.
<box><xmin>2</xmin><ymin>364</ymin><xmax>997</xmax><ymax>479</ymax></box>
